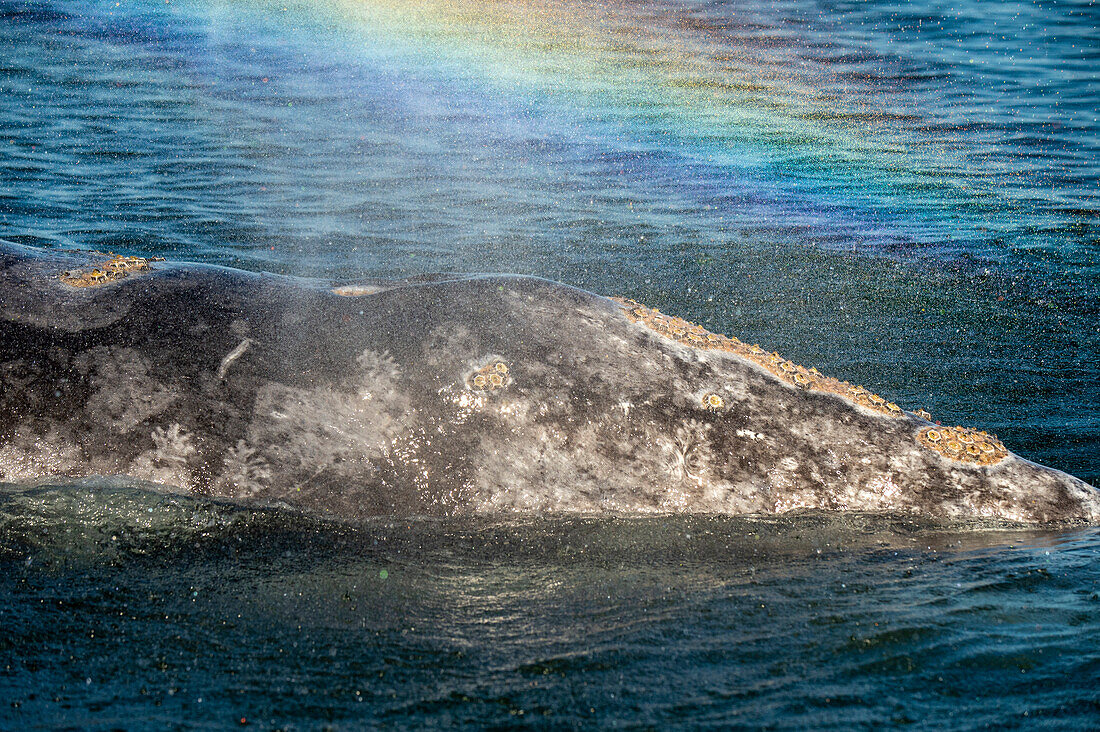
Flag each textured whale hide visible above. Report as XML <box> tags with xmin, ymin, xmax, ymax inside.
<box><xmin>1</xmin><ymin>241</ymin><xmax>1097</xmax><ymax>523</ymax></box>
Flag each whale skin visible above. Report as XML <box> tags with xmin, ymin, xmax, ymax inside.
<box><xmin>1</xmin><ymin>240</ymin><xmax>1098</xmax><ymax>524</ymax></box>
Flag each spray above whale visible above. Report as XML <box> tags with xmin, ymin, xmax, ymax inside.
<box><xmin>1</xmin><ymin>241</ymin><xmax>1097</xmax><ymax>523</ymax></box>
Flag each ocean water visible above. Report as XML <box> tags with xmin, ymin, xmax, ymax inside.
<box><xmin>1</xmin><ymin>0</ymin><xmax>1099</xmax><ymax>727</ymax></box>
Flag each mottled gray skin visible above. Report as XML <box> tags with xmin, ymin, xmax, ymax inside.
<box><xmin>1</xmin><ymin>241</ymin><xmax>1098</xmax><ymax>523</ymax></box>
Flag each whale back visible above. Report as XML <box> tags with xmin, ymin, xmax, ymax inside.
<box><xmin>2</xmin><ymin>241</ymin><xmax>1098</xmax><ymax>523</ymax></box>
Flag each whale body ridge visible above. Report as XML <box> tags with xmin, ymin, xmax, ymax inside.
<box><xmin>1</xmin><ymin>240</ymin><xmax>1097</xmax><ymax>524</ymax></box>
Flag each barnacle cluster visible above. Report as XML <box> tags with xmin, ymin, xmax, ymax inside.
<box><xmin>917</xmin><ymin>426</ymin><xmax>1007</xmax><ymax>466</ymax></box>
<box><xmin>701</xmin><ymin>392</ymin><xmax>725</xmax><ymax>411</ymax></box>
<box><xmin>613</xmin><ymin>297</ymin><xmax>1011</xmax><ymax>466</ymax></box>
<box><xmin>59</xmin><ymin>254</ymin><xmax>162</xmax><ymax>287</ymax></box>
<box><xmin>613</xmin><ymin>298</ymin><xmax>903</xmax><ymax>417</ymax></box>
<box><xmin>466</xmin><ymin>360</ymin><xmax>512</xmax><ymax>392</ymax></box>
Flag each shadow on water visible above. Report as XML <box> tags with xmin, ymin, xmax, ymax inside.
<box><xmin>2</xmin><ymin>482</ymin><xmax>1098</xmax><ymax>728</ymax></box>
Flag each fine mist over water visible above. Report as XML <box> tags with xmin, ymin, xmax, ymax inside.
<box><xmin>2</xmin><ymin>0</ymin><xmax>1099</xmax><ymax>727</ymax></box>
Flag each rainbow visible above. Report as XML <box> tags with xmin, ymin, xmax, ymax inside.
<box><xmin>205</xmin><ymin>0</ymin><xmax>990</xmax><ymax>251</ymax></box>
<box><xmin>293</xmin><ymin>0</ymin><xmax>914</xmax><ymax>152</ymax></box>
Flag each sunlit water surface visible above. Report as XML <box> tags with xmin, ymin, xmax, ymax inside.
<box><xmin>2</xmin><ymin>0</ymin><xmax>1099</xmax><ymax>726</ymax></box>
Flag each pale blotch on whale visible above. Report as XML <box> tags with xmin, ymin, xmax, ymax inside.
<box><xmin>1</xmin><ymin>240</ymin><xmax>1098</xmax><ymax>524</ymax></box>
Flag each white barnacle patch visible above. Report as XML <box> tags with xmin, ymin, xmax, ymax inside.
<box><xmin>241</xmin><ymin>380</ymin><xmax>415</xmax><ymax>489</ymax></box>
<box><xmin>356</xmin><ymin>349</ymin><xmax>403</xmax><ymax>402</ymax></box>
<box><xmin>130</xmin><ymin>423</ymin><xmax>195</xmax><ymax>489</ymax></box>
<box><xmin>445</xmin><ymin>384</ymin><xmax>529</xmax><ymax>429</ymax></box>
<box><xmin>217</xmin><ymin>439</ymin><xmax>271</xmax><ymax>499</ymax></box>
<box><xmin>357</xmin><ymin>349</ymin><xmax>403</xmax><ymax>383</ymax></box>
<box><xmin>735</xmin><ymin>429</ymin><xmax>765</xmax><ymax>441</ymax></box>
<box><xmin>151</xmin><ymin>423</ymin><xmax>195</xmax><ymax>464</ymax></box>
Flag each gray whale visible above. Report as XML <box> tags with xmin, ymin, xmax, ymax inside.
<box><xmin>2</xmin><ymin>240</ymin><xmax>1098</xmax><ymax>523</ymax></box>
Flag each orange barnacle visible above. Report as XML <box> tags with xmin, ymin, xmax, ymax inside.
<box><xmin>793</xmin><ymin>372</ymin><xmax>810</xmax><ymax>386</ymax></box>
<box><xmin>471</xmin><ymin>374</ymin><xmax>487</xmax><ymax>389</ymax></box>
<box><xmin>489</xmin><ymin>373</ymin><xmax>504</xmax><ymax>388</ymax></box>
<box><xmin>494</xmin><ymin>362</ymin><xmax>508</xmax><ymax>374</ymax></box>
<box><xmin>886</xmin><ymin>403</ymin><xmax>901</xmax><ymax>413</ymax></box>
<box><xmin>925</xmin><ymin>429</ymin><xmax>941</xmax><ymax>443</ymax></box>
<box><xmin>701</xmin><ymin>393</ymin><xmax>724</xmax><ymax>411</ymax></box>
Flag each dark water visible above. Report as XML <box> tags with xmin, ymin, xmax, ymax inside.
<box><xmin>2</xmin><ymin>0</ymin><xmax>1100</xmax><ymax>727</ymax></box>
<box><xmin>3</xmin><ymin>485</ymin><xmax>1100</xmax><ymax>729</ymax></box>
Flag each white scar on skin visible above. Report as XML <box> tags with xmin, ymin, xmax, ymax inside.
<box><xmin>332</xmin><ymin>284</ymin><xmax>386</xmax><ymax>296</ymax></box>
<box><xmin>217</xmin><ymin>338</ymin><xmax>254</xmax><ymax>379</ymax></box>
